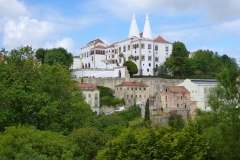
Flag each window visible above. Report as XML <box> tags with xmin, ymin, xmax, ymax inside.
<box><xmin>117</xmin><ymin>87</ymin><xmax>118</xmax><ymax>90</ymax></box>
<box><xmin>165</xmin><ymin>96</ymin><xmax>167</xmax><ymax>101</ymax></box>
<box><xmin>148</xmin><ymin>56</ymin><xmax>151</xmax><ymax>61</ymax></box>
<box><xmin>147</xmin><ymin>68</ymin><xmax>149</xmax><ymax>72</ymax></box>
<box><xmin>166</xmin><ymin>53</ymin><xmax>168</xmax><ymax>55</ymax></box>
<box><xmin>141</xmin><ymin>55</ymin><xmax>145</xmax><ymax>61</ymax></box>
<box><xmin>166</xmin><ymin>89</ymin><xmax>167</xmax><ymax>92</ymax></box>
<box><xmin>112</xmin><ymin>55</ymin><xmax>114</xmax><ymax>58</ymax></box>
<box><xmin>135</xmin><ymin>95</ymin><xmax>137</xmax><ymax>97</ymax></box>
<box><xmin>128</xmin><ymin>45</ymin><xmax>130</xmax><ymax>50</ymax></box>
<box><xmin>149</xmin><ymin>63</ymin><xmax>151</xmax><ymax>67</ymax></box>
<box><xmin>127</xmin><ymin>87</ymin><xmax>129</xmax><ymax>90</ymax></box>
<box><xmin>155</xmin><ymin>45</ymin><xmax>158</xmax><ymax>51</ymax></box>
<box><xmin>131</xmin><ymin>87</ymin><xmax>133</xmax><ymax>90</ymax></box>
<box><xmin>92</xmin><ymin>56</ymin><xmax>93</xmax><ymax>61</ymax></box>
<box><xmin>165</xmin><ymin>46</ymin><xmax>168</xmax><ymax>51</ymax></box>
<box><xmin>135</xmin><ymin>88</ymin><xmax>137</xmax><ymax>90</ymax></box>
<box><xmin>139</xmin><ymin>87</ymin><xmax>141</xmax><ymax>90</ymax></box>
<box><xmin>144</xmin><ymin>88</ymin><xmax>146</xmax><ymax>90</ymax></box>
<box><xmin>181</xmin><ymin>96</ymin><xmax>182</xmax><ymax>100</ymax></box>
<box><xmin>141</xmin><ymin>43</ymin><xmax>144</xmax><ymax>49</ymax></box>
<box><xmin>127</xmin><ymin>95</ymin><xmax>129</xmax><ymax>98</ymax></box>
<box><xmin>123</xmin><ymin>46</ymin><xmax>126</xmax><ymax>52</ymax></box>
<box><xmin>131</xmin><ymin>95</ymin><xmax>133</xmax><ymax>98</ymax></box>
<box><xmin>88</xmin><ymin>94</ymin><xmax>91</xmax><ymax>97</ymax></box>
<box><xmin>155</xmin><ymin>57</ymin><xmax>159</xmax><ymax>62</ymax></box>
<box><xmin>177</xmin><ymin>104</ymin><xmax>179</xmax><ymax>107</ymax></box>
<box><xmin>112</xmin><ymin>50</ymin><xmax>114</xmax><ymax>53</ymax></box>
<box><xmin>119</xmin><ymin>47</ymin><xmax>121</xmax><ymax>53</ymax></box>
<box><xmin>148</xmin><ymin>44</ymin><xmax>151</xmax><ymax>49</ymax></box>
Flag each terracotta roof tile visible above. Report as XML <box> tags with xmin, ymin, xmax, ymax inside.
<box><xmin>167</xmin><ymin>86</ymin><xmax>189</xmax><ymax>93</ymax></box>
<box><xmin>190</xmin><ymin>51</ymin><xmax>197</xmax><ymax>54</ymax></box>
<box><xmin>154</xmin><ymin>36</ymin><xmax>170</xmax><ymax>43</ymax></box>
<box><xmin>115</xmin><ymin>81</ymin><xmax>149</xmax><ymax>87</ymax></box>
<box><xmin>77</xmin><ymin>83</ymin><xmax>98</xmax><ymax>91</ymax></box>
<box><xmin>73</xmin><ymin>56</ymin><xmax>80</xmax><ymax>58</ymax></box>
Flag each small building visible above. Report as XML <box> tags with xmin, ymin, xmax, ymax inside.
<box><xmin>114</xmin><ymin>81</ymin><xmax>149</xmax><ymax>117</ymax></box>
<box><xmin>77</xmin><ymin>83</ymin><xmax>100</xmax><ymax>115</ymax></box>
<box><xmin>160</xmin><ymin>86</ymin><xmax>192</xmax><ymax>118</ymax></box>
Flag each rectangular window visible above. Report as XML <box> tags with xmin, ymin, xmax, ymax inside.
<box><xmin>123</xmin><ymin>46</ymin><xmax>126</xmax><ymax>52</ymax></box>
<box><xmin>165</xmin><ymin>46</ymin><xmax>168</xmax><ymax>51</ymax></box>
<box><xmin>128</xmin><ymin>45</ymin><xmax>130</xmax><ymax>50</ymax></box>
<box><xmin>148</xmin><ymin>56</ymin><xmax>151</xmax><ymax>61</ymax></box>
<box><xmin>119</xmin><ymin>47</ymin><xmax>121</xmax><ymax>53</ymax></box>
<box><xmin>141</xmin><ymin>44</ymin><xmax>144</xmax><ymax>49</ymax></box>
<box><xmin>148</xmin><ymin>44</ymin><xmax>151</xmax><ymax>49</ymax></box>
<box><xmin>112</xmin><ymin>55</ymin><xmax>114</xmax><ymax>58</ymax></box>
<box><xmin>141</xmin><ymin>55</ymin><xmax>145</xmax><ymax>61</ymax></box>
<box><xmin>165</xmin><ymin>96</ymin><xmax>167</xmax><ymax>101</ymax></box>
<box><xmin>155</xmin><ymin>57</ymin><xmax>158</xmax><ymax>61</ymax></box>
<box><xmin>88</xmin><ymin>94</ymin><xmax>91</xmax><ymax>97</ymax></box>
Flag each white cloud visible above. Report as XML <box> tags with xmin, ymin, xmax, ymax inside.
<box><xmin>44</xmin><ymin>37</ymin><xmax>75</xmax><ymax>53</ymax></box>
<box><xmin>0</xmin><ymin>0</ymin><xmax>29</xmax><ymax>19</ymax></box>
<box><xmin>3</xmin><ymin>17</ymin><xmax>53</xmax><ymax>49</ymax></box>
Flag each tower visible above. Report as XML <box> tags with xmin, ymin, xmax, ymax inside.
<box><xmin>143</xmin><ymin>13</ymin><xmax>153</xmax><ymax>39</ymax></box>
<box><xmin>128</xmin><ymin>13</ymin><xmax>140</xmax><ymax>38</ymax></box>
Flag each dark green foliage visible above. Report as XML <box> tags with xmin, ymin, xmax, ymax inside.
<box><xmin>0</xmin><ymin>126</ymin><xmax>75</xmax><ymax>159</ymax></box>
<box><xmin>0</xmin><ymin>46</ymin><xmax>93</xmax><ymax>134</ymax></box>
<box><xmin>98</xmin><ymin>114</ymin><xmax>125</xmax><ymax>131</ymax></box>
<box><xmin>165</xmin><ymin>41</ymin><xmax>189</xmax><ymax>76</ymax></box>
<box><xmin>116</xmin><ymin>106</ymin><xmax>141</xmax><ymax>121</ymax></box>
<box><xmin>35</xmin><ymin>47</ymin><xmax>73</xmax><ymax>68</ymax></box>
<box><xmin>97</xmin><ymin>85</ymin><xmax>114</xmax><ymax>98</ymax></box>
<box><xmin>123</xmin><ymin>60</ymin><xmax>138</xmax><ymax>76</ymax></box>
<box><xmin>99</xmin><ymin>96</ymin><xmax>125</xmax><ymax>107</ymax></box>
<box><xmin>168</xmin><ymin>111</ymin><xmax>185</xmax><ymax>131</ymax></box>
<box><xmin>103</xmin><ymin>125</ymin><xmax>124</xmax><ymax>137</ymax></box>
<box><xmin>144</xmin><ymin>98</ymin><xmax>150</xmax><ymax>122</ymax></box>
<box><xmin>192</xmin><ymin>62</ymin><xmax>240</xmax><ymax>159</ymax></box>
<box><xmin>97</xmin><ymin>126</ymin><xmax>210</xmax><ymax>159</ymax></box>
<box><xmin>68</xmin><ymin>127</ymin><xmax>111</xmax><ymax>160</ymax></box>
<box><xmin>157</xmin><ymin>63</ymin><xmax>168</xmax><ymax>76</ymax></box>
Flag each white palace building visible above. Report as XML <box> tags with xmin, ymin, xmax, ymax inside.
<box><xmin>71</xmin><ymin>13</ymin><xmax>172</xmax><ymax>78</ymax></box>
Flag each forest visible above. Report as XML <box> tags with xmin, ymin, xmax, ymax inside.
<box><xmin>0</xmin><ymin>46</ymin><xmax>239</xmax><ymax>159</ymax></box>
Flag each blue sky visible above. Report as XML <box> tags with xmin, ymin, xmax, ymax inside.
<box><xmin>0</xmin><ymin>0</ymin><xmax>239</xmax><ymax>63</ymax></box>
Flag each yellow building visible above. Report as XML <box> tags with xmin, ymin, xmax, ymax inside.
<box><xmin>77</xmin><ymin>83</ymin><xmax>100</xmax><ymax>115</ymax></box>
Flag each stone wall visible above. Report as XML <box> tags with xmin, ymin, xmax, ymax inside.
<box><xmin>74</xmin><ymin>77</ymin><xmax>184</xmax><ymax>96</ymax></box>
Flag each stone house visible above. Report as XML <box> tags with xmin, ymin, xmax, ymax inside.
<box><xmin>77</xmin><ymin>83</ymin><xmax>100</xmax><ymax>115</ymax></box>
<box><xmin>160</xmin><ymin>86</ymin><xmax>193</xmax><ymax>118</ymax></box>
<box><xmin>114</xmin><ymin>81</ymin><xmax>149</xmax><ymax>108</ymax></box>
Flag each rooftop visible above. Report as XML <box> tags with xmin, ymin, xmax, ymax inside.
<box><xmin>166</xmin><ymin>86</ymin><xmax>189</xmax><ymax>93</ymax></box>
<box><xmin>115</xmin><ymin>81</ymin><xmax>149</xmax><ymax>87</ymax></box>
<box><xmin>87</xmin><ymin>38</ymin><xmax>104</xmax><ymax>45</ymax></box>
<box><xmin>77</xmin><ymin>83</ymin><xmax>98</xmax><ymax>91</ymax></box>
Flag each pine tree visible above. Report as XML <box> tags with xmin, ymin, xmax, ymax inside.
<box><xmin>144</xmin><ymin>98</ymin><xmax>150</xmax><ymax>121</ymax></box>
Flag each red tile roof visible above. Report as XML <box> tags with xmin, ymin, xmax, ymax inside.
<box><xmin>115</xmin><ymin>81</ymin><xmax>149</xmax><ymax>87</ymax></box>
<box><xmin>154</xmin><ymin>36</ymin><xmax>170</xmax><ymax>43</ymax></box>
<box><xmin>167</xmin><ymin>86</ymin><xmax>189</xmax><ymax>93</ymax></box>
<box><xmin>190</xmin><ymin>51</ymin><xmax>197</xmax><ymax>55</ymax></box>
<box><xmin>95</xmin><ymin>45</ymin><xmax>106</xmax><ymax>49</ymax></box>
<box><xmin>77</xmin><ymin>83</ymin><xmax>98</xmax><ymax>91</ymax></box>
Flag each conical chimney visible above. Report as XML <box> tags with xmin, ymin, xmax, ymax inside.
<box><xmin>128</xmin><ymin>13</ymin><xmax>140</xmax><ymax>38</ymax></box>
<box><xmin>142</xmin><ymin>13</ymin><xmax>153</xmax><ymax>39</ymax></box>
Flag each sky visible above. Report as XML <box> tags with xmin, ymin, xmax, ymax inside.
<box><xmin>0</xmin><ymin>0</ymin><xmax>239</xmax><ymax>64</ymax></box>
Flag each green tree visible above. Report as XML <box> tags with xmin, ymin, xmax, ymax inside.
<box><xmin>157</xmin><ymin>63</ymin><xmax>168</xmax><ymax>76</ymax></box>
<box><xmin>68</xmin><ymin>127</ymin><xmax>111</xmax><ymax>160</ymax></box>
<box><xmin>97</xmin><ymin>126</ymin><xmax>210</xmax><ymax>160</ymax></box>
<box><xmin>193</xmin><ymin>59</ymin><xmax>240</xmax><ymax>159</ymax></box>
<box><xmin>123</xmin><ymin>61</ymin><xmax>138</xmax><ymax>77</ymax></box>
<box><xmin>35</xmin><ymin>47</ymin><xmax>73</xmax><ymax>68</ymax></box>
<box><xmin>0</xmin><ymin>46</ymin><xmax>93</xmax><ymax>134</ymax></box>
<box><xmin>168</xmin><ymin>111</ymin><xmax>185</xmax><ymax>131</ymax></box>
<box><xmin>0</xmin><ymin>126</ymin><xmax>75</xmax><ymax>159</ymax></box>
<box><xmin>144</xmin><ymin>98</ymin><xmax>150</xmax><ymax>122</ymax></box>
<box><xmin>165</xmin><ymin>41</ymin><xmax>189</xmax><ymax>76</ymax></box>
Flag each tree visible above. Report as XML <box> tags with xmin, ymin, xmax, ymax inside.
<box><xmin>144</xmin><ymin>98</ymin><xmax>150</xmax><ymax>122</ymax></box>
<box><xmin>168</xmin><ymin>110</ymin><xmax>185</xmax><ymax>131</ymax></box>
<box><xmin>123</xmin><ymin>61</ymin><xmax>138</xmax><ymax>77</ymax></box>
<box><xmin>68</xmin><ymin>127</ymin><xmax>111</xmax><ymax>160</ymax></box>
<box><xmin>192</xmin><ymin>59</ymin><xmax>240</xmax><ymax>159</ymax></box>
<box><xmin>157</xmin><ymin>63</ymin><xmax>168</xmax><ymax>76</ymax></box>
<box><xmin>0</xmin><ymin>46</ymin><xmax>93</xmax><ymax>134</ymax></box>
<box><xmin>0</xmin><ymin>126</ymin><xmax>76</xmax><ymax>159</ymax></box>
<box><xmin>35</xmin><ymin>47</ymin><xmax>73</xmax><ymax>68</ymax></box>
<box><xmin>97</xmin><ymin>126</ymin><xmax>210</xmax><ymax>159</ymax></box>
<box><xmin>165</xmin><ymin>41</ymin><xmax>189</xmax><ymax>76</ymax></box>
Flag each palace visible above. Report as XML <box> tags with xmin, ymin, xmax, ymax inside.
<box><xmin>71</xmin><ymin>13</ymin><xmax>172</xmax><ymax>78</ymax></box>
